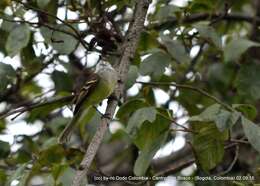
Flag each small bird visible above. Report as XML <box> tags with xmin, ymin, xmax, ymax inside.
<box><xmin>58</xmin><ymin>61</ymin><xmax>118</xmax><ymax>144</ymax></box>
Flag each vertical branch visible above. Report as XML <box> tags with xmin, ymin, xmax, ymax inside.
<box><xmin>71</xmin><ymin>1</ymin><xmax>150</xmax><ymax>186</ymax></box>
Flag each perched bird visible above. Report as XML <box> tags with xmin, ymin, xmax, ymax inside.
<box><xmin>58</xmin><ymin>61</ymin><xmax>118</xmax><ymax>144</ymax></box>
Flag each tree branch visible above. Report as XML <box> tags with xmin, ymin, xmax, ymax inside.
<box><xmin>150</xmin><ymin>12</ymin><xmax>260</xmax><ymax>30</ymax></box>
<box><xmin>71</xmin><ymin>1</ymin><xmax>151</xmax><ymax>185</ymax></box>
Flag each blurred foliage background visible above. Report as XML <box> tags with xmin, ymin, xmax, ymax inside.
<box><xmin>0</xmin><ymin>0</ymin><xmax>260</xmax><ymax>185</ymax></box>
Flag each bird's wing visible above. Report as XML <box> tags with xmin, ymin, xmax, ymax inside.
<box><xmin>73</xmin><ymin>73</ymin><xmax>99</xmax><ymax>114</ymax></box>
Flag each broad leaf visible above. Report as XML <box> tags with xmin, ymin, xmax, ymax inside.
<box><xmin>41</xmin><ymin>25</ymin><xmax>78</xmax><ymax>54</ymax></box>
<box><xmin>192</xmin><ymin>123</ymin><xmax>228</xmax><ymax>172</ymax></box>
<box><xmin>133</xmin><ymin>109</ymin><xmax>170</xmax><ymax>175</ymax></box>
<box><xmin>126</xmin><ymin>107</ymin><xmax>157</xmax><ymax>137</ymax></box>
<box><xmin>241</xmin><ymin>117</ymin><xmax>260</xmax><ymax>153</ymax></box>
<box><xmin>139</xmin><ymin>50</ymin><xmax>171</xmax><ymax>79</ymax></box>
<box><xmin>194</xmin><ymin>24</ymin><xmax>222</xmax><ymax>48</ymax></box>
<box><xmin>160</xmin><ymin>36</ymin><xmax>190</xmax><ymax>64</ymax></box>
<box><xmin>126</xmin><ymin>65</ymin><xmax>139</xmax><ymax>89</ymax></box>
<box><xmin>6</xmin><ymin>24</ymin><xmax>30</xmax><ymax>56</ymax></box>
<box><xmin>189</xmin><ymin>104</ymin><xmax>221</xmax><ymax>122</ymax></box>
<box><xmin>155</xmin><ymin>5</ymin><xmax>180</xmax><ymax>21</ymax></box>
<box><xmin>233</xmin><ymin>104</ymin><xmax>257</xmax><ymax>120</ymax></box>
<box><xmin>116</xmin><ymin>99</ymin><xmax>149</xmax><ymax>120</ymax></box>
<box><xmin>190</xmin><ymin>104</ymin><xmax>240</xmax><ymax>132</ymax></box>
<box><xmin>224</xmin><ymin>39</ymin><xmax>260</xmax><ymax>62</ymax></box>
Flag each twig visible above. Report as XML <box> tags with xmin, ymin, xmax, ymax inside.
<box><xmin>71</xmin><ymin>1</ymin><xmax>151</xmax><ymax>185</ymax></box>
<box><xmin>136</xmin><ymin>81</ymin><xmax>234</xmax><ymax>112</ymax></box>
<box><xmin>11</xmin><ymin>0</ymin><xmax>89</xmax><ymax>50</ymax></box>
<box><xmin>216</xmin><ymin>144</ymin><xmax>239</xmax><ymax>176</ymax></box>
<box><xmin>0</xmin><ymin>95</ymin><xmax>74</xmax><ymax>119</ymax></box>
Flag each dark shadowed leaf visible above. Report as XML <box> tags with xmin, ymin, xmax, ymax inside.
<box><xmin>235</xmin><ymin>63</ymin><xmax>260</xmax><ymax>100</ymax></box>
<box><xmin>51</xmin><ymin>70</ymin><xmax>73</xmax><ymax>93</ymax></box>
<box><xmin>0</xmin><ymin>62</ymin><xmax>16</xmax><ymax>91</ymax></box>
<box><xmin>37</xmin><ymin>0</ymin><xmax>51</xmax><ymax>8</ymax></box>
<box><xmin>0</xmin><ymin>29</ymin><xmax>8</xmax><ymax>54</ymax></box>
<box><xmin>0</xmin><ymin>140</ymin><xmax>10</xmax><ymax>158</ymax></box>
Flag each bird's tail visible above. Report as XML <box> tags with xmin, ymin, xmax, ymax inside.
<box><xmin>58</xmin><ymin>113</ymin><xmax>80</xmax><ymax>144</ymax></box>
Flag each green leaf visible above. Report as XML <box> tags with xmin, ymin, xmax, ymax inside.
<box><xmin>21</xmin><ymin>38</ymin><xmax>42</xmax><ymax>74</ymax></box>
<box><xmin>59</xmin><ymin>167</ymin><xmax>76</xmax><ymax>186</ymax></box>
<box><xmin>194</xmin><ymin>24</ymin><xmax>222</xmax><ymax>48</ymax></box>
<box><xmin>126</xmin><ymin>65</ymin><xmax>138</xmax><ymax>89</ymax></box>
<box><xmin>0</xmin><ymin>0</ymin><xmax>10</xmax><ymax>10</ymax></box>
<box><xmin>6</xmin><ymin>24</ymin><xmax>30</xmax><ymax>56</ymax></box>
<box><xmin>116</xmin><ymin>99</ymin><xmax>149</xmax><ymax>120</ymax></box>
<box><xmin>0</xmin><ymin>29</ymin><xmax>8</xmax><ymax>54</ymax></box>
<box><xmin>51</xmin><ymin>70</ymin><xmax>73</xmax><ymax>93</ymax></box>
<box><xmin>207</xmin><ymin>63</ymin><xmax>236</xmax><ymax>91</ymax></box>
<box><xmin>235</xmin><ymin>63</ymin><xmax>260</xmax><ymax>100</ymax></box>
<box><xmin>233</xmin><ymin>104</ymin><xmax>257</xmax><ymax>120</ymax></box>
<box><xmin>26</xmin><ymin>96</ymin><xmax>72</xmax><ymax>123</ymax></box>
<box><xmin>126</xmin><ymin>107</ymin><xmax>157</xmax><ymax>137</ymax></box>
<box><xmin>41</xmin><ymin>25</ymin><xmax>78</xmax><ymax>54</ymax></box>
<box><xmin>0</xmin><ymin>169</ymin><xmax>7</xmax><ymax>185</ymax></box>
<box><xmin>139</xmin><ymin>50</ymin><xmax>171</xmax><ymax>79</ymax></box>
<box><xmin>192</xmin><ymin>123</ymin><xmax>227</xmax><ymax>172</ymax></box>
<box><xmin>37</xmin><ymin>0</ymin><xmax>51</xmax><ymax>8</ymax></box>
<box><xmin>41</xmin><ymin>137</ymin><xmax>58</xmax><ymax>150</ymax></box>
<box><xmin>133</xmin><ymin>109</ymin><xmax>170</xmax><ymax>175</ymax></box>
<box><xmin>160</xmin><ymin>36</ymin><xmax>190</xmax><ymax>64</ymax></box>
<box><xmin>138</xmin><ymin>31</ymin><xmax>158</xmax><ymax>52</ymax></box>
<box><xmin>190</xmin><ymin>104</ymin><xmax>239</xmax><ymax>132</ymax></box>
<box><xmin>0</xmin><ymin>140</ymin><xmax>10</xmax><ymax>158</ymax></box>
<box><xmin>155</xmin><ymin>5</ymin><xmax>180</xmax><ymax>21</ymax></box>
<box><xmin>0</xmin><ymin>62</ymin><xmax>16</xmax><ymax>91</ymax></box>
<box><xmin>224</xmin><ymin>39</ymin><xmax>260</xmax><ymax>62</ymax></box>
<box><xmin>7</xmin><ymin>164</ymin><xmax>29</xmax><ymax>186</ymax></box>
<box><xmin>189</xmin><ymin>104</ymin><xmax>222</xmax><ymax>122</ymax></box>
<box><xmin>241</xmin><ymin>117</ymin><xmax>260</xmax><ymax>153</ymax></box>
<box><xmin>48</xmin><ymin>117</ymin><xmax>70</xmax><ymax>133</ymax></box>
<box><xmin>52</xmin><ymin>164</ymin><xmax>68</xmax><ymax>181</ymax></box>
<box><xmin>1</xmin><ymin>17</ymin><xmax>17</xmax><ymax>32</ymax></box>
